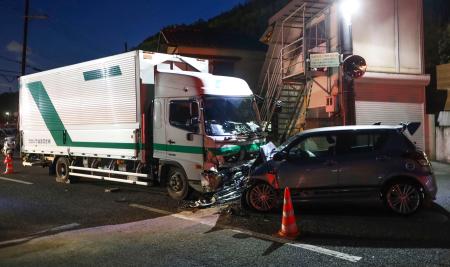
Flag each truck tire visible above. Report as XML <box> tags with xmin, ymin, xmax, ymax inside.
<box><xmin>55</xmin><ymin>157</ymin><xmax>71</xmax><ymax>184</ymax></box>
<box><xmin>167</xmin><ymin>167</ymin><xmax>189</xmax><ymax>200</ymax></box>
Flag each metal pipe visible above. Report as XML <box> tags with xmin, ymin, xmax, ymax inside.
<box><xmin>69</xmin><ymin>166</ymin><xmax>148</xmax><ymax>178</ymax></box>
<box><xmin>69</xmin><ymin>172</ymin><xmax>149</xmax><ymax>186</ymax></box>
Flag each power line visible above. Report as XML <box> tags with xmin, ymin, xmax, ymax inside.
<box><xmin>0</xmin><ymin>55</ymin><xmax>43</xmax><ymax>71</ymax></box>
<box><xmin>0</xmin><ymin>69</ymin><xmax>19</xmax><ymax>74</ymax></box>
<box><xmin>0</xmin><ymin>73</ymin><xmax>18</xmax><ymax>83</ymax></box>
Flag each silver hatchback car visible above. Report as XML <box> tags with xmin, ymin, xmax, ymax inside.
<box><xmin>246</xmin><ymin>124</ymin><xmax>437</xmax><ymax>215</ymax></box>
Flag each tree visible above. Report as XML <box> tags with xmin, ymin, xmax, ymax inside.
<box><xmin>439</xmin><ymin>24</ymin><xmax>450</xmax><ymax>64</ymax></box>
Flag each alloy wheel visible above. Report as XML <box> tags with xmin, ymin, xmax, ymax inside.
<box><xmin>248</xmin><ymin>183</ymin><xmax>277</xmax><ymax>212</ymax></box>
<box><xmin>386</xmin><ymin>183</ymin><xmax>422</xmax><ymax>215</ymax></box>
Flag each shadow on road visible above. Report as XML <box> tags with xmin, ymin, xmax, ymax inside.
<box><xmin>202</xmin><ymin>199</ymin><xmax>450</xmax><ymax>256</ymax></box>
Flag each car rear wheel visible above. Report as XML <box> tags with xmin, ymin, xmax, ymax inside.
<box><xmin>246</xmin><ymin>183</ymin><xmax>277</xmax><ymax>212</ymax></box>
<box><xmin>384</xmin><ymin>181</ymin><xmax>423</xmax><ymax>215</ymax></box>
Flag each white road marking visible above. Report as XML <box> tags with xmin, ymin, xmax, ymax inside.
<box><xmin>0</xmin><ymin>223</ymin><xmax>80</xmax><ymax>247</ymax></box>
<box><xmin>129</xmin><ymin>204</ymin><xmax>172</xmax><ymax>216</ymax></box>
<box><xmin>130</xmin><ymin>203</ymin><xmax>362</xmax><ymax>263</ymax></box>
<box><xmin>0</xmin><ymin>176</ymin><xmax>33</xmax><ymax>185</ymax></box>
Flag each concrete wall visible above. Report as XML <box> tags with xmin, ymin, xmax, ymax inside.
<box><xmin>436</xmin><ymin>127</ymin><xmax>450</xmax><ymax>163</ymax></box>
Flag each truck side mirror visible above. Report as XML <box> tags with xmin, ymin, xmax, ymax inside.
<box><xmin>188</xmin><ymin>101</ymin><xmax>200</xmax><ymax>134</ymax></box>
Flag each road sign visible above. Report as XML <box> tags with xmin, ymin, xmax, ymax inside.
<box><xmin>309</xmin><ymin>52</ymin><xmax>340</xmax><ymax>69</ymax></box>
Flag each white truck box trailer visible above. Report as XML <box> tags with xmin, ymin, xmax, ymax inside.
<box><xmin>19</xmin><ymin>51</ymin><xmax>265</xmax><ymax>199</ymax></box>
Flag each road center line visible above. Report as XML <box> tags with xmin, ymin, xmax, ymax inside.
<box><xmin>130</xmin><ymin>203</ymin><xmax>362</xmax><ymax>263</ymax></box>
<box><xmin>0</xmin><ymin>176</ymin><xmax>33</xmax><ymax>185</ymax></box>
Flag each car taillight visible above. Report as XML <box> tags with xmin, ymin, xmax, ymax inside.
<box><xmin>414</xmin><ymin>151</ymin><xmax>431</xmax><ymax>166</ymax></box>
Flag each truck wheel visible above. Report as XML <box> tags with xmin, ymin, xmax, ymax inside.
<box><xmin>167</xmin><ymin>167</ymin><xmax>189</xmax><ymax>200</ymax></box>
<box><xmin>55</xmin><ymin>157</ymin><xmax>71</xmax><ymax>184</ymax></box>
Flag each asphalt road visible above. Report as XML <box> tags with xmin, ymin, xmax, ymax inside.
<box><xmin>0</xmin><ymin>160</ymin><xmax>449</xmax><ymax>266</ymax></box>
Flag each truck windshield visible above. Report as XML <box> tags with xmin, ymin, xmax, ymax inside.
<box><xmin>203</xmin><ymin>96</ymin><xmax>261</xmax><ymax>136</ymax></box>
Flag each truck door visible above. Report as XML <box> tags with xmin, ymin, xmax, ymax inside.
<box><xmin>164</xmin><ymin>98</ymin><xmax>203</xmax><ymax>181</ymax></box>
<box><xmin>152</xmin><ymin>99</ymin><xmax>166</xmax><ymax>159</ymax></box>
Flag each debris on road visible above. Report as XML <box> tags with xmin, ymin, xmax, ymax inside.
<box><xmin>105</xmin><ymin>187</ymin><xmax>120</xmax><ymax>193</ymax></box>
<box><xmin>179</xmin><ymin>143</ymin><xmax>278</xmax><ymax>210</ymax></box>
<box><xmin>179</xmin><ymin>162</ymin><xmax>253</xmax><ymax>209</ymax></box>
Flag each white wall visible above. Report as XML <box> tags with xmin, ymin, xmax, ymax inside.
<box><xmin>436</xmin><ymin>127</ymin><xmax>450</xmax><ymax>163</ymax></box>
<box><xmin>352</xmin><ymin>0</ymin><xmax>423</xmax><ymax>74</ymax></box>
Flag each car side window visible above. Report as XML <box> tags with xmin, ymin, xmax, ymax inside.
<box><xmin>338</xmin><ymin>132</ymin><xmax>388</xmax><ymax>154</ymax></box>
<box><xmin>288</xmin><ymin>134</ymin><xmax>337</xmax><ymax>160</ymax></box>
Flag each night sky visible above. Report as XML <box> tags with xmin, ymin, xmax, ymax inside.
<box><xmin>0</xmin><ymin>0</ymin><xmax>247</xmax><ymax>93</ymax></box>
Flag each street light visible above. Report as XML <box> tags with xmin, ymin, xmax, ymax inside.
<box><xmin>340</xmin><ymin>0</ymin><xmax>360</xmax><ymax>26</ymax></box>
<box><xmin>5</xmin><ymin>112</ymin><xmax>10</xmax><ymax>125</ymax></box>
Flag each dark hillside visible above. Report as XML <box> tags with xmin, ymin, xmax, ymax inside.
<box><xmin>137</xmin><ymin>0</ymin><xmax>288</xmax><ymax>51</ymax></box>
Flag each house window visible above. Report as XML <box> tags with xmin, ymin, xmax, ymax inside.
<box><xmin>306</xmin><ymin>19</ymin><xmax>327</xmax><ymax>52</ymax></box>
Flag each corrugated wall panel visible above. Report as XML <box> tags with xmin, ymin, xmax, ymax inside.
<box><xmin>355</xmin><ymin>101</ymin><xmax>425</xmax><ymax>149</ymax></box>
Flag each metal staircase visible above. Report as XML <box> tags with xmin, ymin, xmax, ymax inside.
<box><xmin>258</xmin><ymin>2</ymin><xmax>330</xmax><ymax>143</ymax></box>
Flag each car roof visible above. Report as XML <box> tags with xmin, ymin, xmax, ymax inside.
<box><xmin>299</xmin><ymin>125</ymin><xmax>400</xmax><ymax>135</ymax></box>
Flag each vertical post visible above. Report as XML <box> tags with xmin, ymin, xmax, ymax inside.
<box><xmin>302</xmin><ymin>6</ymin><xmax>306</xmax><ymax>76</ymax></box>
<box><xmin>339</xmin><ymin>13</ymin><xmax>355</xmax><ymax>125</ymax></box>
<box><xmin>124</xmin><ymin>42</ymin><xmax>128</xmax><ymax>52</ymax></box>
<box><xmin>21</xmin><ymin>0</ymin><xmax>30</xmax><ymax>76</ymax></box>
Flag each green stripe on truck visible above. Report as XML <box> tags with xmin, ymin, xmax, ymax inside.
<box><xmin>27</xmin><ymin>81</ymin><xmax>73</xmax><ymax>146</ymax></box>
<box><xmin>154</xmin><ymin>143</ymin><xmax>203</xmax><ymax>154</ymax></box>
<box><xmin>83</xmin><ymin>65</ymin><xmax>122</xmax><ymax>81</ymax></box>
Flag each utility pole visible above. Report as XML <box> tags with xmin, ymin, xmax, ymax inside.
<box><xmin>339</xmin><ymin>0</ymin><xmax>359</xmax><ymax>125</ymax></box>
<box><xmin>339</xmin><ymin>18</ymin><xmax>355</xmax><ymax>125</ymax></box>
<box><xmin>21</xmin><ymin>0</ymin><xmax>30</xmax><ymax>76</ymax></box>
<box><xmin>21</xmin><ymin>0</ymin><xmax>47</xmax><ymax>76</ymax></box>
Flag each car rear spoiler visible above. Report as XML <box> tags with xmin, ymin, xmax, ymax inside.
<box><xmin>399</xmin><ymin>122</ymin><xmax>421</xmax><ymax>135</ymax></box>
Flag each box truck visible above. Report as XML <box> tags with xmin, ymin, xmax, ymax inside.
<box><xmin>19</xmin><ymin>51</ymin><xmax>265</xmax><ymax>199</ymax></box>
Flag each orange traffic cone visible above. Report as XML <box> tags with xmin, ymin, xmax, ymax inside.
<box><xmin>3</xmin><ymin>154</ymin><xmax>13</xmax><ymax>174</ymax></box>
<box><xmin>277</xmin><ymin>187</ymin><xmax>299</xmax><ymax>239</ymax></box>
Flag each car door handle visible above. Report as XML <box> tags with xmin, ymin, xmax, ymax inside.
<box><xmin>324</xmin><ymin>160</ymin><xmax>337</xmax><ymax>166</ymax></box>
<box><xmin>168</xmin><ymin>139</ymin><xmax>176</xmax><ymax>144</ymax></box>
<box><xmin>376</xmin><ymin>155</ymin><xmax>390</xmax><ymax>161</ymax></box>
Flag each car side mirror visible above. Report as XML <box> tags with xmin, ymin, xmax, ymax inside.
<box><xmin>272</xmin><ymin>151</ymin><xmax>287</xmax><ymax>161</ymax></box>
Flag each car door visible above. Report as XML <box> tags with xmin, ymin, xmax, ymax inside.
<box><xmin>276</xmin><ymin>133</ymin><xmax>339</xmax><ymax>197</ymax></box>
<box><xmin>336</xmin><ymin>130</ymin><xmax>391</xmax><ymax>191</ymax></box>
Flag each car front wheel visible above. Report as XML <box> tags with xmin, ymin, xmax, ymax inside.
<box><xmin>246</xmin><ymin>183</ymin><xmax>277</xmax><ymax>212</ymax></box>
<box><xmin>166</xmin><ymin>167</ymin><xmax>189</xmax><ymax>200</ymax></box>
<box><xmin>384</xmin><ymin>181</ymin><xmax>424</xmax><ymax>215</ymax></box>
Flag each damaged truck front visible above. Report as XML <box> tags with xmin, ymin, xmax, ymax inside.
<box><xmin>202</xmin><ymin>95</ymin><xmax>265</xmax><ymax>192</ymax></box>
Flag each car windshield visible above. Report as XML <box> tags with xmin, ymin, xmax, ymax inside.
<box><xmin>203</xmin><ymin>96</ymin><xmax>261</xmax><ymax>136</ymax></box>
<box><xmin>277</xmin><ymin>135</ymin><xmax>299</xmax><ymax>151</ymax></box>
